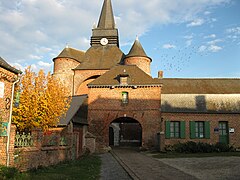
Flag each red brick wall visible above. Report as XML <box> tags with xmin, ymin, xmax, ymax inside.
<box><xmin>73</xmin><ymin>70</ymin><xmax>107</xmax><ymax>95</ymax></box>
<box><xmin>0</xmin><ymin>67</ymin><xmax>17</xmax><ymax>122</ymax></box>
<box><xmin>53</xmin><ymin>58</ymin><xmax>80</xmax><ymax>95</ymax></box>
<box><xmin>162</xmin><ymin>112</ymin><xmax>240</xmax><ymax>148</ymax></box>
<box><xmin>88</xmin><ymin>86</ymin><xmax>161</xmax><ymax>151</ymax></box>
<box><xmin>124</xmin><ymin>57</ymin><xmax>151</xmax><ymax>75</ymax></box>
<box><xmin>53</xmin><ymin>58</ymin><xmax>107</xmax><ymax>96</ymax></box>
<box><xmin>53</xmin><ymin>58</ymin><xmax>80</xmax><ymax>74</ymax></box>
<box><xmin>0</xmin><ymin>67</ymin><xmax>18</xmax><ymax>166</ymax></box>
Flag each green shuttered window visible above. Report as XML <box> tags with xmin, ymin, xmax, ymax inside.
<box><xmin>180</xmin><ymin>121</ymin><xmax>186</xmax><ymax>138</ymax></box>
<box><xmin>204</xmin><ymin>121</ymin><xmax>210</xmax><ymax>139</ymax></box>
<box><xmin>165</xmin><ymin>121</ymin><xmax>171</xmax><ymax>139</ymax></box>
<box><xmin>165</xmin><ymin>121</ymin><xmax>185</xmax><ymax>139</ymax></box>
<box><xmin>190</xmin><ymin>121</ymin><xmax>210</xmax><ymax>139</ymax></box>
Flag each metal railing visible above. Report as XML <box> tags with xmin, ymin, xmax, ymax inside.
<box><xmin>15</xmin><ymin>132</ymin><xmax>33</xmax><ymax>147</ymax></box>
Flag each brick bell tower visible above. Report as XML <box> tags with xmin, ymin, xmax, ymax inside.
<box><xmin>124</xmin><ymin>37</ymin><xmax>152</xmax><ymax>76</ymax></box>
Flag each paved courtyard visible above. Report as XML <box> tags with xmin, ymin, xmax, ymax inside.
<box><xmin>100</xmin><ymin>148</ymin><xmax>240</xmax><ymax>180</ymax></box>
<box><xmin>100</xmin><ymin>153</ymin><xmax>131</xmax><ymax>180</ymax></box>
<box><xmin>159</xmin><ymin>156</ymin><xmax>240</xmax><ymax>180</ymax></box>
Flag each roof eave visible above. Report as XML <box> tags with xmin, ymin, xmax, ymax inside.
<box><xmin>88</xmin><ymin>84</ymin><xmax>162</xmax><ymax>88</ymax></box>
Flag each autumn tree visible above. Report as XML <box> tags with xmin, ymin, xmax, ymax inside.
<box><xmin>12</xmin><ymin>67</ymin><xmax>71</xmax><ymax>132</ymax></box>
<box><xmin>0</xmin><ymin>113</ymin><xmax>3</xmax><ymax>134</ymax></box>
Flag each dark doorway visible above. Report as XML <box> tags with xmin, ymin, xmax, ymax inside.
<box><xmin>109</xmin><ymin>117</ymin><xmax>142</xmax><ymax>147</ymax></box>
<box><xmin>109</xmin><ymin>127</ymin><xmax>114</xmax><ymax>146</ymax></box>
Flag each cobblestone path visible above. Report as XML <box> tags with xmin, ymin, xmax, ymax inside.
<box><xmin>112</xmin><ymin>148</ymin><xmax>197</xmax><ymax>180</ymax></box>
<box><xmin>100</xmin><ymin>152</ymin><xmax>132</xmax><ymax>180</ymax></box>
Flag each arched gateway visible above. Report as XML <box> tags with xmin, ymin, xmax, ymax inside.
<box><xmin>109</xmin><ymin>117</ymin><xmax>142</xmax><ymax>147</ymax></box>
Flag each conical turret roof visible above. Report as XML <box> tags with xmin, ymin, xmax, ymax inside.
<box><xmin>97</xmin><ymin>0</ymin><xmax>115</xmax><ymax>29</ymax></box>
<box><xmin>126</xmin><ymin>38</ymin><xmax>151</xmax><ymax>61</ymax></box>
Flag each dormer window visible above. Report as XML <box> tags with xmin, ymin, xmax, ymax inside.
<box><xmin>120</xmin><ymin>76</ymin><xmax>128</xmax><ymax>85</ymax></box>
<box><xmin>119</xmin><ymin>70</ymin><xmax>129</xmax><ymax>85</ymax></box>
<box><xmin>122</xmin><ymin>92</ymin><xmax>128</xmax><ymax>104</ymax></box>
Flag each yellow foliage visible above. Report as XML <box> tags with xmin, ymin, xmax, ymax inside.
<box><xmin>12</xmin><ymin>67</ymin><xmax>71</xmax><ymax>131</ymax></box>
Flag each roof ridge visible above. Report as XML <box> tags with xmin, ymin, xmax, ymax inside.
<box><xmin>162</xmin><ymin>78</ymin><xmax>240</xmax><ymax>80</ymax></box>
<box><xmin>65</xmin><ymin>46</ymin><xmax>85</xmax><ymax>53</ymax></box>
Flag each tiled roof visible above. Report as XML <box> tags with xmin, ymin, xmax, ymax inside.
<box><xmin>88</xmin><ymin>65</ymin><xmax>161</xmax><ymax>86</ymax></box>
<box><xmin>160</xmin><ymin>78</ymin><xmax>240</xmax><ymax>94</ymax></box>
<box><xmin>161</xmin><ymin>94</ymin><xmax>240</xmax><ymax>113</ymax></box>
<box><xmin>126</xmin><ymin>39</ymin><xmax>151</xmax><ymax>60</ymax></box>
<box><xmin>97</xmin><ymin>0</ymin><xmax>115</xmax><ymax>29</ymax></box>
<box><xmin>0</xmin><ymin>57</ymin><xmax>22</xmax><ymax>74</ymax></box>
<box><xmin>59</xmin><ymin>95</ymin><xmax>88</xmax><ymax>126</ymax></box>
<box><xmin>75</xmin><ymin>46</ymin><xmax>124</xmax><ymax>70</ymax></box>
<box><xmin>53</xmin><ymin>47</ymin><xmax>85</xmax><ymax>63</ymax></box>
<box><xmin>161</xmin><ymin>78</ymin><xmax>240</xmax><ymax>113</ymax></box>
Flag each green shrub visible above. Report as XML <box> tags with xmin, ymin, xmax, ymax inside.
<box><xmin>168</xmin><ymin>141</ymin><xmax>235</xmax><ymax>153</ymax></box>
<box><xmin>214</xmin><ymin>142</ymin><xmax>235</xmax><ymax>152</ymax></box>
<box><xmin>0</xmin><ymin>165</ymin><xmax>28</xmax><ymax>180</ymax></box>
<box><xmin>0</xmin><ymin>165</ymin><xmax>18</xmax><ymax>179</ymax></box>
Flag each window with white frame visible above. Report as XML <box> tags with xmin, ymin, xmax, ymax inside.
<box><xmin>122</xmin><ymin>92</ymin><xmax>128</xmax><ymax>104</ymax></box>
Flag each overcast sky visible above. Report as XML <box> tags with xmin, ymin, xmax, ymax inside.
<box><xmin>0</xmin><ymin>0</ymin><xmax>239</xmax><ymax>78</ymax></box>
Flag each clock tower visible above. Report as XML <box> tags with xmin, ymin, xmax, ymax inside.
<box><xmin>91</xmin><ymin>0</ymin><xmax>119</xmax><ymax>47</ymax></box>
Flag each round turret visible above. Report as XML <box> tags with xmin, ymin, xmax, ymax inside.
<box><xmin>124</xmin><ymin>38</ymin><xmax>152</xmax><ymax>75</ymax></box>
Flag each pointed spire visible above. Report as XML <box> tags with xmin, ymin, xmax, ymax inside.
<box><xmin>91</xmin><ymin>0</ymin><xmax>119</xmax><ymax>47</ymax></box>
<box><xmin>97</xmin><ymin>0</ymin><xmax>115</xmax><ymax>29</ymax></box>
<box><xmin>126</xmin><ymin>37</ymin><xmax>150</xmax><ymax>59</ymax></box>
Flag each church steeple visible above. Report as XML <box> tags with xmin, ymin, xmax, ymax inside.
<box><xmin>91</xmin><ymin>0</ymin><xmax>119</xmax><ymax>47</ymax></box>
<box><xmin>97</xmin><ymin>0</ymin><xmax>115</xmax><ymax>29</ymax></box>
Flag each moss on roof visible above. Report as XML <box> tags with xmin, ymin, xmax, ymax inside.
<box><xmin>160</xmin><ymin>78</ymin><xmax>240</xmax><ymax>94</ymax></box>
<box><xmin>0</xmin><ymin>57</ymin><xmax>22</xmax><ymax>74</ymax></box>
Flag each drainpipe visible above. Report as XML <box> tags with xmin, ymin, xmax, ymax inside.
<box><xmin>6</xmin><ymin>78</ymin><xmax>20</xmax><ymax>167</ymax></box>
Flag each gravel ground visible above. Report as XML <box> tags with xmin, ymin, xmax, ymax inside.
<box><xmin>158</xmin><ymin>156</ymin><xmax>240</xmax><ymax>180</ymax></box>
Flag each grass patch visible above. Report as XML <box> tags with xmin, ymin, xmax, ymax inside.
<box><xmin>0</xmin><ymin>165</ymin><xmax>28</xmax><ymax>180</ymax></box>
<box><xmin>152</xmin><ymin>151</ymin><xmax>240</xmax><ymax>159</ymax></box>
<box><xmin>0</xmin><ymin>155</ymin><xmax>101</xmax><ymax>180</ymax></box>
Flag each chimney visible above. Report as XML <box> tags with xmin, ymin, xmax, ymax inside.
<box><xmin>158</xmin><ymin>71</ymin><xmax>163</xmax><ymax>79</ymax></box>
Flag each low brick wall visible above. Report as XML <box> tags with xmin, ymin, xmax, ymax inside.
<box><xmin>12</xmin><ymin>127</ymin><xmax>78</xmax><ymax>171</ymax></box>
<box><xmin>14</xmin><ymin>146</ymin><xmax>72</xmax><ymax>171</ymax></box>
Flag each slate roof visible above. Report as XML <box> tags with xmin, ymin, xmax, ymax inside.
<box><xmin>74</xmin><ymin>46</ymin><xmax>125</xmax><ymax>70</ymax></box>
<box><xmin>0</xmin><ymin>57</ymin><xmax>22</xmax><ymax>74</ymax></box>
<box><xmin>160</xmin><ymin>78</ymin><xmax>240</xmax><ymax>94</ymax></box>
<box><xmin>88</xmin><ymin>65</ymin><xmax>161</xmax><ymax>86</ymax></box>
<box><xmin>97</xmin><ymin>0</ymin><xmax>115</xmax><ymax>29</ymax></box>
<box><xmin>160</xmin><ymin>78</ymin><xmax>240</xmax><ymax>113</ymax></box>
<box><xmin>59</xmin><ymin>95</ymin><xmax>88</xmax><ymax>126</ymax></box>
<box><xmin>53</xmin><ymin>47</ymin><xmax>85</xmax><ymax>63</ymax></box>
<box><xmin>126</xmin><ymin>39</ymin><xmax>151</xmax><ymax>61</ymax></box>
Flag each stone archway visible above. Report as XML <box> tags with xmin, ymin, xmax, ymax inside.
<box><xmin>109</xmin><ymin>117</ymin><xmax>142</xmax><ymax>147</ymax></box>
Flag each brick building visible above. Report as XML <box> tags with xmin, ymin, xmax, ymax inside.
<box><xmin>53</xmin><ymin>0</ymin><xmax>240</xmax><ymax>152</ymax></box>
<box><xmin>0</xmin><ymin>57</ymin><xmax>21</xmax><ymax>165</ymax></box>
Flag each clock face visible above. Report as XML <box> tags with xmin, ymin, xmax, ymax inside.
<box><xmin>100</xmin><ymin>38</ymin><xmax>108</xmax><ymax>45</ymax></box>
